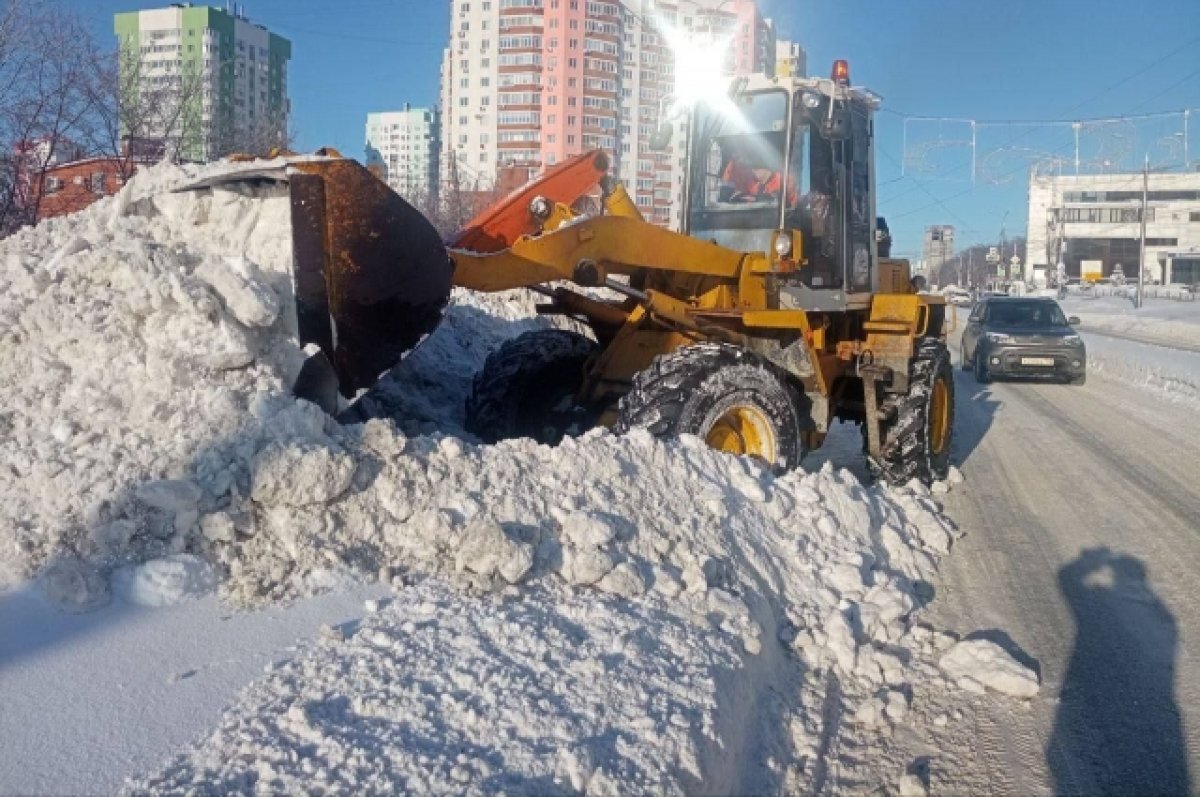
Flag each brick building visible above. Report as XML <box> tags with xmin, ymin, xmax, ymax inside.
<box><xmin>31</xmin><ymin>158</ymin><xmax>136</xmax><ymax>221</ymax></box>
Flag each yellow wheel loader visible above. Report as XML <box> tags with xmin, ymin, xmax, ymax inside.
<box><xmin>245</xmin><ymin>62</ymin><xmax>954</xmax><ymax>484</ymax></box>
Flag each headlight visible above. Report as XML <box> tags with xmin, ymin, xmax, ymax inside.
<box><xmin>1062</xmin><ymin>334</ymin><xmax>1083</xmax><ymax>346</ymax></box>
<box><xmin>774</xmin><ymin>234</ymin><xmax>792</xmax><ymax>258</ymax></box>
<box><xmin>986</xmin><ymin>332</ymin><xmax>1013</xmax><ymax>344</ymax></box>
<box><xmin>802</xmin><ymin>92</ymin><xmax>821</xmax><ymax>109</ymax></box>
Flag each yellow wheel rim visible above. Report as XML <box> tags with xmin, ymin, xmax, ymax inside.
<box><xmin>930</xmin><ymin>377</ymin><xmax>951</xmax><ymax>455</ymax></box>
<box><xmin>705</xmin><ymin>405</ymin><xmax>778</xmax><ymax>462</ymax></box>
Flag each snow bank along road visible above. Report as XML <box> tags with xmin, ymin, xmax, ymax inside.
<box><xmin>1</xmin><ymin>163</ymin><xmax>1042</xmax><ymax>795</ymax></box>
<box><xmin>925</xmin><ymin>330</ymin><xmax>1200</xmax><ymax>794</ymax></box>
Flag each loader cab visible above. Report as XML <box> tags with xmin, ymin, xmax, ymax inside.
<box><xmin>684</xmin><ymin>68</ymin><xmax>878</xmax><ymax>310</ymax></box>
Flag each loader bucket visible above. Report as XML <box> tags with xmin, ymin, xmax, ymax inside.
<box><xmin>287</xmin><ymin>158</ymin><xmax>454</xmax><ymax>405</ymax></box>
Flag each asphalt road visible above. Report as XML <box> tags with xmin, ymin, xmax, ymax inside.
<box><xmin>926</xmin><ymin>335</ymin><xmax>1200</xmax><ymax>795</ymax></box>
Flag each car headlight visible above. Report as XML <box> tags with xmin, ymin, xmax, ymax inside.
<box><xmin>774</xmin><ymin>234</ymin><xmax>792</xmax><ymax>258</ymax></box>
<box><xmin>1062</xmin><ymin>334</ymin><xmax>1083</xmax><ymax>346</ymax></box>
<box><xmin>985</xmin><ymin>332</ymin><xmax>1013</xmax><ymax>344</ymax></box>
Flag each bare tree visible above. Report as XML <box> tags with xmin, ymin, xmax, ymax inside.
<box><xmin>76</xmin><ymin>38</ymin><xmax>216</xmax><ymax>172</ymax></box>
<box><xmin>238</xmin><ymin>101</ymin><xmax>295</xmax><ymax>156</ymax></box>
<box><xmin>0</xmin><ymin>0</ymin><xmax>102</xmax><ymax>233</ymax></box>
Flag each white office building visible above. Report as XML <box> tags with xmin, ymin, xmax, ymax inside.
<box><xmin>1027</xmin><ymin>171</ymin><xmax>1200</xmax><ymax>286</ymax></box>
<box><xmin>365</xmin><ymin>106</ymin><xmax>440</xmax><ymax>200</ymax></box>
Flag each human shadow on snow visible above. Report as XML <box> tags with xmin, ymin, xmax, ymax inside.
<box><xmin>1047</xmin><ymin>547</ymin><xmax>1190</xmax><ymax>795</ymax></box>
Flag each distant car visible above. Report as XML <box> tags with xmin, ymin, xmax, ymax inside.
<box><xmin>961</xmin><ymin>296</ymin><xmax>1086</xmax><ymax>385</ymax></box>
<box><xmin>947</xmin><ymin>292</ymin><xmax>972</xmax><ymax>307</ymax></box>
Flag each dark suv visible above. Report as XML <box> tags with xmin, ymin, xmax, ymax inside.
<box><xmin>961</xmin><ymin>297</ymin><xmax>1086</xmax><ymax>385</ymax></box>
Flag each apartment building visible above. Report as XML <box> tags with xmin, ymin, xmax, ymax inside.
<box><xmin>365</xmin><ymin>106</ymin><xmax>441</xmax><ymax>199</ymax></box>
<box><xmin>114</xmin><ymin>3</ymin><xmax>291</xmax><ymax>162</ymax></box>
<box><xmin>439</xmin><ymin>0</ymin><xmax>778</xmax><ymax>228</ymax></box>
<box><xmin>922</xmin><ymin>225</ymin><xmax>955</xmax><ymax>275</ymax></box>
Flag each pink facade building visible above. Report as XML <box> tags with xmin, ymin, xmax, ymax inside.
<box><xmin>440</xmin><ymin>0</ymin><xmax>783</xmax><ymax>228</ymax></box>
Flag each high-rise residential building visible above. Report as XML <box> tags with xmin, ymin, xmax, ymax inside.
<box><xmin>365</xmin><ymin>106</ymin><xmax>441</xmax><ymax>200</ymax></box>
<box><xmin>923</xmin><ymin>225</ymin><xmax>955</xmax><ymax>275</ymax></box>
<box><xmin>114</xmin><ymin>4</ymin><xmax>291</xmax><ymax>162</ymax></box>
<box><xmin>439</xmin><ymin>0</ymin><xmax>779</xmax><ymax>229</ymax></box>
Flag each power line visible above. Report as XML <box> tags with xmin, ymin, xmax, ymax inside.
<box><xmin>1126</xmin><ymin>66</ymin><xmax>1200</xmax><ymax>115</ymax></box>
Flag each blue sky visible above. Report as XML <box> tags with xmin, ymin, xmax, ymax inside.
<box><xmin>79</xmin><ymin>0</ymin><xmax>1200</xmax><ymax>257</ymax></box>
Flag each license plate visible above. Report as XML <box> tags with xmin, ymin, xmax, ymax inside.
<box><xmin>1021</xmin><ymin>357</ymin><xmax>1055</xmax><ymax>366</ymax></box>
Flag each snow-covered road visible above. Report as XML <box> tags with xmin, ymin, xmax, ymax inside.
<box><xmin>925</xmin><ymin>338</ymin><xmax>1200</xmax><ymax>794</ymax></box>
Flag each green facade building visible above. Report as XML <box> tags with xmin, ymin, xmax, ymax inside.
<box><xmin>114</xmin><ymin>4</ymin><xmax>291</xmax><ymax>162</ymax></box>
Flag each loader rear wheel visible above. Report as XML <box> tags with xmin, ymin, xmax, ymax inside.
<box><xmin>869</xmin><ymin>340</ymin><xmax>955</xmax><ymax>485</ymax></box>
<box><xmin>614</xmin><ymin>343</ymin><xmax>809</xmax><ymax>473</ymax></box>
<box><xmin>465</xmin><ymin>329</ymin><xmax>598</xmax><ymax>445</ymax></box>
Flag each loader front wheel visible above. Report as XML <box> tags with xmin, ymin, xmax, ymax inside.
<box><xmin>465</xmin><ymin>329</ymin><xmax>598</xmax><ymax>445</ymax></box>
<box><xmin>869</xmin><ymin>340</ymin><xmax>955</xmax><ymax>485</ymax></box>
<box><xmin>615</xmin><ymin>343</ymin><xmax>809</xmax><ymax>473</ymax></box>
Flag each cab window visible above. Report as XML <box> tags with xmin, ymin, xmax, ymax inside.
<box><xmin>689</xmin><ymin>90</ymin><xmax>789</xmax><ymax>229</ymax></box>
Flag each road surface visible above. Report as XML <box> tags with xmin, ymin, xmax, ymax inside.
<box><xmin>924</xmin><ymin>332</ymin><xmax>1200</xmax><ymax>794</ymax></box>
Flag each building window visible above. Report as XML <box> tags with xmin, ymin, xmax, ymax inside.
<box><xmin>91</xmin><ymin>172</ymin><xmax>106</xmax><ymax>193</ymax></box>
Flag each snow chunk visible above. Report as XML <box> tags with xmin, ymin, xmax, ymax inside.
<box><xmin>595</xmin><ymin>561</ymin><xmax>646</xmax><ymax>598</ymax></box>
<box><xmin>250</xmin><ymin>441</ymin><xmax>356</xmax><ymax>506</ymax></box>
<box><xmin>561</xmin><ymin>511</ymin><xmax>618</xmax><ymax>547</ymax></box>
<box><xmin>559</xmin><ymin>543</ymin><xmax>615</xmax><ymax>586</ymax></box>
<box><xmin>136</xmin><ymin>479</ymin><xmax>203</xmax><ymax>512</ymax></box>
<box><xmin>194</xmin><ymin>255</ymin><xmax>280</xmax><ymax>328</ymax></box>
<box><xmin>939</xmin><ymin>639</ymin><xmax>1039</xmax><ymax>698</ymax></box>
<box><xmin>454</xmin><ymin>519</ymin><xmax>534</xmax><ymax>584</ymax></box>
<box><xmin>113</xmin><ymin>554</ymin><xmax>218</xmax><ymax>607</ymax></box>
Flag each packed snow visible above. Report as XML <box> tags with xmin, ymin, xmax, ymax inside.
<box><xmin>0</xmin><ymin>161</ymin><xmax>1039</xmax><ymax>793</ymax></box>
<box><xmin>1061</xmin><ymin>294</ymin><xmax>1200</xmax><ymax>350</ymax></box>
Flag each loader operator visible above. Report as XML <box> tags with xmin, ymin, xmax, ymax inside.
<box><xmin>720</xmin><ymin>148</ymin><xmax>797</xmax><ymax>205</ymax></box>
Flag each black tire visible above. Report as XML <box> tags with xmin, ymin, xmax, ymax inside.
<box><xmin>1069</xmin><ymin>372</ymin><xmax>1087</xmax><ymax>386</ymax></box>
<box><xmin>959</xmin><ymin>343</ymin><xmax>971</xmax><ymax>372</ymax></box>
<box><xmin>973</xmin><ymin>347</ymin><xmax>991</xmax><ymax>384</ymax></box>
<box><xmin>465</xmin><ymin>329</ymin><xmax>598</xmax><ymax>444</ymax></box>
<box><xmin>869</xmin><ymin>339</ymin><xmax>955</xmax><ymax>485</ymax></box>
<box><xmin>614</xmin><ymin>342</ymin><xmax>809</xmax><ymax>473</ymax></box>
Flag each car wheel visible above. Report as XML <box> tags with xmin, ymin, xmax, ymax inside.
<box><xmin>974</xmin><ymin>349</ymin><xmax>991</xmax><ymax>384</ymax></box>
<box><xmin>959</xmin><ymin>344</ymin><xmax>971</xmax><ymax>372</ymax></box>
<box><xmin>1069</xmin><ymin>372</ymin><xmax>1086</xmax><ymax>386</ymax></box>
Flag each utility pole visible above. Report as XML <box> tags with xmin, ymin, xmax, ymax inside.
<box><xmin>1136</xmin><ymin>153</ymin><xmax>1148</xmax><ymax>309</ymax></box>
<box><xmin>999</xmin><ymin>210</ymin><xmax>1010</xmax><ymax>287</ymax></box>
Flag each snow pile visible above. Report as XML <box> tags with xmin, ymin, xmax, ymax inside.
<box><xmin>1053</xmin><ymin>297</ymin><xmax>1200</xmax><ymax>405</ymax></box>
<box><xmin>0</xmin><ymin>160</ymin><xmax>547</xmax><ymax>595</ymax></box>
<box><xmin>129</xmin><ymin>430</ymin><xmax>978</xmax><ymax>794</ymax></box>
<box><xmin>0</xmin><ymin>160</ymin><xmax>302</xmax><ymax>593</ymax></box>
<box><xmin>1085</xmin><ymin>339</ymin><xmax>1200</xmax><ymax>407</ymax></box>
